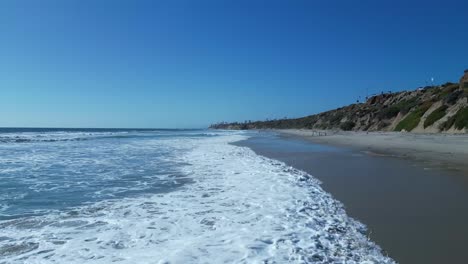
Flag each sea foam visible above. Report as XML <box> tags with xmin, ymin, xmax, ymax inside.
<box><xmin>0</xmin><ymin>132</ymin><xmax>394</xmax><ymax>263</ymax></box>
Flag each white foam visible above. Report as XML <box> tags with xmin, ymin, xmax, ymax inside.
<box><xmin>0</xmin><ymin>132</ymin><xmax>394</xmax><ymax>263</ymax></box>
<box><xmin>0</xmin><ymin>131</ymin><xmax>124</xmax><ymax>143</ymax></box>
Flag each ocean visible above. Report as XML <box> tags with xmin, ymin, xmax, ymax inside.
<box><xmin>0</xmin><ymin>128</ymin><xmax>393</xmax><ymax>263</ymax></box>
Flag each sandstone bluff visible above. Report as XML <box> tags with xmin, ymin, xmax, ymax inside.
<box><xmin>211</xmin><ymin>70</ymin><xmax>468</xmax><ymax>134</ymax></box>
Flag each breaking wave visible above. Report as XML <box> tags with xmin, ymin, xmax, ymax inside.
<box><xmin>0</xmin><ymin>131</ymin><xmax>394</xmax><ymax>263</ymax></box>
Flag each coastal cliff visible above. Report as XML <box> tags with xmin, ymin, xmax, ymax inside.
<box><xmin>211</xmin><ymin>71</ymin><xmax>468</xmax><ymax>133</ymax></box>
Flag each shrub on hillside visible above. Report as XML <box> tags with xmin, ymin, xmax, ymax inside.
<box><xmin>377</xmin><ymin>98</ymin><xmax>419</xmax><ymax>121</ymax></box>
<box><xmin>398</xmin><ymin>98</ymin><xmax>419</xmax><ymax>115</ymax></box>
<box><xmin>340</xmin><ymin>121</ymin><xmax>355</xmax><ymax>131</ymax></box>
<box><xmin>395</xmin><ymin>102</ymin><xmax>432</xmax><ymax>132</ymax></box>
<box><xmin>440</xmin><ymin>107</ymin><xmax>468</xmax><ymax>130</ymax></box>
<box><xmin>378</xmin><ymin>106</ymin><xmax>401</xmax><ymax>119</ymax></box>
<box><xmin>442</xmin><ymin>82</ymin><xmax>456</xmax><ymax>87</ymax></box>
<box><xmin>438</xmin><ymin>84</ymin><xmax>460</xmax><ymax>99</ymax></box>
<box><xmin>424</xmin><ymin>105</ymin><xmax>448</xmax><ymax>128</ymax></box>
<box><xmin>453</xmin><ymin>107</ymin><xmax>468</xmax><ymax>130</ymax></box>
<box><xmin>329</xmin><ymin>112</ymin><xmax>345</xmax><ymax>126</ymax></box>
<box><xmin>377</xmin><ymin>121</ymin><xmax>390</xmax><ymax>130</ymax></box>
<box><xmin>444</xmin><ymin>90</ymin><xmax>463</xmax><ymax>105</ymax></box>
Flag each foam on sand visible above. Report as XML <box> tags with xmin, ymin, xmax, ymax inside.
<box><xmin>0</xmin><ymin>133</ymin><xmax>394</xmax><ymax>263</ymax></box>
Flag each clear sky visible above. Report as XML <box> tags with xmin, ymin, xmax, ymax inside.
<box><xmin>1</xmin><ymin>0</ymin><xmax>467</xmax><ymax>128</ymax></box>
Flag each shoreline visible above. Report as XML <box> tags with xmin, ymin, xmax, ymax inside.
<box><xmin>274</xmin><ymin>129</ymin><xmax>468</xmax><ymax>175</ymax></box>
<box><xmin>236</xmin><ymin>132</ymin><xmax>468</xmax><ymax>263</ymax></box>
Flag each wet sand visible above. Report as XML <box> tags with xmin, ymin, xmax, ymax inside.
<box><xmin>235</xmin><ymin>132</ymin><xmax>468</xmax><ymax>264</ymax></box>
<box><xmin>277</xmin><ymin>129</ymin><xmax>468</xmax><ymax>174</ymax></box>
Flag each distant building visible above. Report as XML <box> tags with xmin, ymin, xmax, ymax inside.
<box><xmin>460</xmin><ymin>70</ymin><xmax>468</xmax><ymax>89</ymax></box>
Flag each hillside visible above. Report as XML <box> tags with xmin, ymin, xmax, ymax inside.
<box><xmin>210</xmin><ymin>70</ymin><xmax>468</xmax><ymax>133</ymax></box>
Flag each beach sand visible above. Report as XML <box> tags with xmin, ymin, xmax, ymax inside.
<box><xmin>276</xmin><ymin>129</ymin><xmax>468</xmax><ymax>175</ymax></box>
<box><xmin>236</xmin><ymin>131</ymin><xmax>468</xmax><ymax>264</ymax></box>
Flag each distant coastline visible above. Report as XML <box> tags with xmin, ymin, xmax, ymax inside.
<box><xmin>211</xmin><ymin>70</ymin><xmax>468</xmax><ymax>134</ymax></box>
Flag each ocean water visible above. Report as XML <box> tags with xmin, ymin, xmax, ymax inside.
<box><xmin>0</xmin><ymin>128</ymin><xmax>394</xmax><ymax>263</ymax></box>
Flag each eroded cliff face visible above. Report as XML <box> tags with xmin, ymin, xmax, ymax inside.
<box><xmin>293</xmin><ymin>84</ymin><xmax>467</xmax><ymax>133</ymax></box>
<box><xmin>211</xmin><ymin>72</ymin><xmax>468</xmax><ymax>134</ymax></box>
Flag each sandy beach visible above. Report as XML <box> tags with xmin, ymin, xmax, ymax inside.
<box><xmin>236</xmin><ymin>131</ymin><xmax>468</xmax><ymax>263</ymax></box>
<box><xmin>276</xmin><ymin>129</ymin><xmax>468</xmax><ymax>175</ymax></box>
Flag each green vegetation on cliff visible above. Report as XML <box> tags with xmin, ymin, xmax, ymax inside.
<box><xmin>395</xmin><ymin>102</ymin><xmax>433</xmax><ymax>132</ymax></box>
<box><xmin>424</xmin><ymin>105</ymin><xmax>448</xmax><ymax>128</ymax></box>
<box><xmin>441</xmin><ymin>107</ymin><xmax>468</xmax><ymax>130</ymax></box>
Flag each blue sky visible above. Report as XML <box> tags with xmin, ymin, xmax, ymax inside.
<box><xmin>1</xmin><ymin>0</ymin><xmax>467</xmax><ymax>128</ymax></box>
